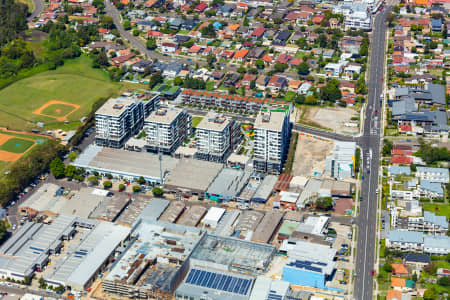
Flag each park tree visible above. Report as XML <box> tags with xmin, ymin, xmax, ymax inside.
<box><xmin>423</xmin><ymin>289</ymin><xmax>436</xmax><ymax>300</ymax></box>
<box><xmin>320</xmin><ymin>79</ymin><xmax>341</xmax><ymax>102</ymax></box>
<box><xmin>174</xmin><ymin>77</ymin><xmax>183</xmax><ymax>86</ymax></box>
<box><xmin>50</xmin><ymin>158</ymin><xmax>65</xmax><ymax>179</ymax></box>
<box><xmin>149</xmin><ymin>72</ymin><xmax>164</xmax><ymax>89</ymax></box>
<box><xmin>255</xmin><ymin>59</ymin><xmax>265</xmax><ymax>69</ymax></box>
<box><xmin>88</xmin><ymin>176</ymin><xmax>99</xmax><ymax>186</ymax></box>
<box><xmin>152</xmin><ymin>186</ymin><xmax>163</xmax><ymax>196</ymax></box>
<box><xmin>207</xmin><ymin>53</ymin><xmax>216</xmax><ymax>67</ymax></box>
<box><xmin>137</xmin><ymin>176</ymin><xmax>146</xmax><ymax>185</ymax></box>
<box><xmin>315</xmin><ymin>197</ymin><xmax>333</xmax><ymax>211</ymax></box>
<box><xmin>200</xmin><ymin>24</ymin><xmax>216</xmax><ymax>38</ymax></box>
<box><xmin>68</xmin><ymin>152</ymin><xmax>78</xmax><ymax>162</ymax></box>
<box><xmin>132</xmin><ymin>29</ymin><xmax>139</xmax><ymax>36</ymax></box>
<box><xmin>64</xmin><ymin>165</ymin><xmax>77</xmax><ymax>178</ymax></box>
<box><xmin>103</xmin><ymin>180</ymin><xmax>112</xmax><ymax>189</ymax></box>
<box><xmin>118</xmin><ymin>183</ymin><xmax>125</xmax><ymax>191</ymax></box>
<box><xmin>123</xmin><ymin>20</ymin><xmax>131</xmax><ymax>30</ymax></box>
<box><xmin>100</xmin><ymin>15</ymin><xmax>114</xmax><ymax>29</ymax></box>
<box><xmin>273</xmin><ymin>62</ymin><xmax>288</xmax><ymax>73</ymax></box>
<box><xmin>133</xmin><ymin>185</ymin><xmax>141</xmax><ymax>193</ymax></box>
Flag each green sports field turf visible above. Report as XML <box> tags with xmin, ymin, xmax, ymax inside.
<box><xmin>40</xmin><ymin>103</ymin><xmax>77</xmax><ymax>118</ymax></box>
<box><xmin>0</xmin><ymin>138</ymin><xmax>35</xmax><ymax>154</ymax></box>
<box><xmin>0</xmin><ymin>55</ymin><xmax>121</xmax><ymax>131</ymax></box>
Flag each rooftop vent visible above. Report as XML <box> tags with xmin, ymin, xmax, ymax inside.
<box><xmin>156</xmin><ymin>109</ymin><xmax>167</xmax><ymax>116</ymax></box>
<box><xmin>261</xmin><ymin>112</ymin><xmax>271</xmax><ymax>122</ymax></box>
<box><xmin>113</xmin><ymin>104</ymin><xmax>124</xmax><ymax>110</ymax></box>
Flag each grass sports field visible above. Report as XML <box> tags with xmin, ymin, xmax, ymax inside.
<box><xmin>0</xmin><ymin>55</ymin><xmax>121</xmax><ymax>131</ymax></box>
<box><xmin>0</xmin><ymin>129</ymin><xmax>49</xmax><ymax>163</ymax></box>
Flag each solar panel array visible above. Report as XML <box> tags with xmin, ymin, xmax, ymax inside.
<box><xmin>185</xmin><ymin>268</ymin><xmax>252</xmax><ymax>295</ymax></box>
<box><xmin>286</xmin><ymin>260</ymin><xmax>324</xmax><ymax>273</ymax></box>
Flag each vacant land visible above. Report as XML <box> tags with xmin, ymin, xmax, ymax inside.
<box><xmin>292</xmin><ymin>134</ymin><xmax>334</xmax><ymax>177</ymax></box>
<box><xmin>0</xmin><ymin>56</ymin><xmax>120</xmax><ymax>131</ymax></box>
<box><xmin>297</xmin><ymin>106</ymin><xmax>360</xmax><ymax>135</ymax></box>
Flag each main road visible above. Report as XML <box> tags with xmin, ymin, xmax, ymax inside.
<box><xmin>353</xmin><ymin>6</ymin><xmax>390</xmax><ymax>300</ymax></box>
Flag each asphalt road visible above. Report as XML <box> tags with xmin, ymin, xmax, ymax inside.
<box><xmin>27</xmin><ymin>0</ymin><xmax>44</xmax><ymax>21</ymax></box>
<box><xmin>353</xmin><ymin>6</ymin><xmax>390</xmax><ymax>300</ymax></box>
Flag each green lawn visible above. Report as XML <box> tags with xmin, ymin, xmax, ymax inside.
<box><xmin>423</xmin><ymin>203</ymin><xmax>450</xmax><ymax>218</ymax></box>
<box><xmin>192</xmin><ymin>116</ymin><xmax>203</xmax><ymax>128</ymax></box>
<box><xmin>206</xmin><ymin>81</ymin><xmax>215</xmax><ymax>91</ymax></box>
<box><xmin>0</xmin><ymin>138</ymin><xmax>35</xmax><ymax>154</ymax></box>
<box><xmin>0</xmin><ymin>55</ymin><xmax>120</xmax><ymax>131</ymax></box>
<box><xmin>284</xmin><ymin>91</ymin><xmax>296</xmax><ymax>101</ymax></box>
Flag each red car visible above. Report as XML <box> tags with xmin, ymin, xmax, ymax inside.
<box><xmin>371</xmin><ymin>270</ymin><xmax>375</xmax><ymax>276</ymax></box>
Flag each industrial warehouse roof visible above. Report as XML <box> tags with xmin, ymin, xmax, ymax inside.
<box><xmin>251</xmin><ymin>175</ymin><xmax>277</xmax><ymax>202</ymax></box>
<box><xmin>283</xmin><ymin>240</ymin><xmax>337</xmax><ymax>276</ymax></box>
<box><xmin>0</xmin><ymin>215</ymin><xmax>78</xmax><ymax>278</ymax></box>
<box><xmin>251</xmin><ymin>211</ymin><xmax>283</xmax><ymax>244</ymax></box>
<box><xmin>249</xmin><ymin>277</ymin><xmax>290</xmax><ymax>300</ymax></box>
<box><xmin>105</xmin><ymin>219</ymin><xmax>204</xmax><ymax>289</ymax></box>
<box><xmin>164</xmin><ymin>159</ymin><xmax>223</xmax><ymax>193</ymax></box>
<box><xmin>73</xmin><ymin>145</ymin><xmax>178</xmax><ymax>182</ymax></box>
<box><xmin>213</xmin><ymin>210</ymin><xmax>240</xmax><ymax>237</ymax></box>
<box><xmin>158</xmin><ymin>201</ymin><xmax>185</xmax><ymax>223</ymax></box>
<box><xmin>178</xmin><ymin>205</ymin><xmax>208</xmax><ymax>227</ymax></box>
<box><xmin>44</xmin><ymin>221</ymin><xmax>131</xmax><ymax>290</ymax></box>
<box><xmin>176</xmin><ymin>267</ymin><xmax>254</xmax><ymax>300</ymax></box>
<box><xmin>207</xmin><ymin>168</ymin><xmax>252</xmax><ymax>199</ymax></box>
<box><xmin>190</xmin><ymin>234</ymin><xmax>275</xmax><ymax>274</ymax></box>
<box><xmin>18</xmin><ymin>183</ymin><xmax>62</xmax><ymax>213</ymax></box>
<box><xmin>135</xmin><ymin>199</ymin><xmax>170</xmax><ymax>223</ymax></box>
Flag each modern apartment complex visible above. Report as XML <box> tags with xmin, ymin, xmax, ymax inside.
<box><xmin>195</xmin><ymin>113</ymin><xmax>242</xmax><ymax>163</ymax></box>
<box><xmin>95</xmin><ymin>97</ymin><xmax>145</xmax><ymax>148</ymax></box>
<box><xmin>253</xmin><ymin>111</ymin><xmax>290</xmax><ymax>175</ymax></box>
<box><xmin>144</xmin><ymin>108</ymin><xmax>192</xmax><ymax>154</ymax></box>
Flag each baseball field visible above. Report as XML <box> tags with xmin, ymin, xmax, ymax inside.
<box><xmin>0</xmin><ymin>129</ymin><xmax>49</xmax><ymax>163</ymax></box>
<box><xmin>0</xmin><ymin>55</ymin><xmax>121</xmax><ymax>131</ymax></box>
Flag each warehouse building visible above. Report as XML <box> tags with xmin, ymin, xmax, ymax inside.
<box><xmin>249</xmin><ymin>277</ymin><xmax>290</xmax><ymax>300</ymax></box>
<box><xmin>0</xmin><ymin>215</ymin><xmax>77</xmax><ymax>281</ymax></box>
<box><xmin>325</xmin><ymin>142</ymin><xmax>356</xmax><ymax>179</ymax></box>
<box><xmin>205</xmin><ymin>168</ymin><xmax>252</xmax><ymax>202</ymax></box>
<box><xmin>164</xmin><ymin>159</ymin><xmax>224</xmax><ymax>199</ymax></box>
<box><xmin>116</xmin><ymin>197</ymin><xmax>153</xmax><ymax>227</ymax></box>
<box><xmin>189</xmin><ymin>234</ymin><xmax>275</xmax><ymax>275</ymax></box>
<box><xmin>251</xmin><ymin>211</ymin><xmax>283</xmax><ymax>244</ymax></box>
<box><xmin>251</xmin><ymin>175</ymin><xmax>278</xmax><ymax>203</ymax></box>
<box><xmin>178</xmin><ymin>205</ymin><xmax>208</xmax><ymax>227</ymax></box>
<box><xmin>44</xmin><ymin>220</ymin><xmax>131</xmax><ymax>291</ymax></box>
<box><xmin>135</xmin><ymin>199</ymin><xmax>170</xmax><ymax>223</ymax></box>
<box><xmin>18</xmin><ymin>183</ymin><xmax>63</xmax><ymax>217</ymax></box>
<box><xmin>73</xmin><ymin>145</ymin><xmax>179</xmax><ymax>184</ymax></box>
<box><xmin>158</xmin><ymin>201</ymin><xmax>185</xmax><ymax>223</ymax></box>
<box><xmin>235</xmin><ymin>210</ymin><xmax>265</xmax><ymax>238</ymax></box>
<box><xmin>201</xmin><ymin>207</ymin><xmax>226</xmax><ymax>228</ymax></box>
<box><xmin>213</xmin><ymin>210</ymin><xmax>240</xmax><ymax>237</ymax></box>
<box><xmin>282</xmin><ymin>240</ymin><xmax>337</xmax><ymax>289</ymax></box>
<box><xmin>175</xmin><ymin>267</ymin><xmax>254</xmax><ymax>300</ymax></box>
<box><xmin>102</xmin><ymin>219</ymin><xmax>204</xmax><ymax>299</ymax></box>
<box><xmin>277</xmin><ymin>220</ymin><xmax>301</xmax><ymax>241</ymax></box>
<box><xmin>89</xmin><ymin>194</ymin><xmax>131</xmax><ymax>222</ymax></box>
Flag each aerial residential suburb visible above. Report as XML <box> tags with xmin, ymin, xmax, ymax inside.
<box><xmin>0</xmin><ymin>0</ymin><xmax>449</xmax><ymax>298</ymax></box>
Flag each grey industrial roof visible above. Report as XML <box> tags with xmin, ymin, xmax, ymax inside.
<box><xmin>145</xmin><ymin>108</ymin><xmax>184</xmax><ymax>125</ymax></box>
<box><xmin>213</xmin><ymin>210</ymin><xmax>240</xmax><ymax>237</ymax></box>
<box><xmin>235</xmin><ymin>210</ymin><xmax>264</xmax><ymax>232</ymax></box>
<box><xmin>158</xmin><ymin>201</ymin><xmax>185</xmax><ymax>223</ymax></box>
<box><xmin>387</xmin><ymin>230</ymin><xmax>423</xmax><ymax>244</ymax></box>
<box><xmin>251</xmin><ymin>211</ymin><xmax>283</xmax><ymax>243</ymax></box>
<box><xmin>283</xmin><ymin>240</ymin><xmax>336</xmax><ymax>276</ymax></box>
<box><xmin>73</xmin><ymin>145</ymin><xmax>179</xmax><ymax>182</ymax></box>
<box><xmin>136</xmin><ymin>199</ymin><xmax>170</xmax><ymax>222</ymax></box>
<box><xmin>45</xmin><ymin>221</ymin><xmax>130</xmax><ymax>290</ymax></box>
<box><xmin>190</xmin><ymin>234</ymin><xmax>275</xmax><ymax>274</ymax></box>
<box><xmin>207</xmin><ymin>168</ymin><xmax>252</xmax><ymax>198</ymax></box>
<box><xmin>251</xmin><ymin>175</ymin><xmax>277</xmax><ymax>202</ymax></box>
<box><xmin>164</xmin><ymin>159</ymin><xmax>223</xmax><ymax>193</ymax></box>
<box><xmin>249</xmin><ymin>277</ymin><xmax>289</xmax><ymax>300</ymax></box>
<box><xmin>254</xmin><ymin>111</ymin><xmax>286</xmax><ymax>131</ymax></box>
<box><xmin>0</xmin><ymin>215</ymin><xmax>77</xmax><ymax>277</ymax></box>
<box><xmin>59</xmin><ymin>188</ymin><xmax>105</xmax><ymax>218</ymax></box>
<box><xmin>18</xmin><ymin>183</ymin><xmax>62</xmax><ymax>213</ymax></box>
<box><xmin>391</xmin><ymin>97</ymin><xmax>416</xmax><ymax>116</ymax></box>
<box><xmin>178</xmin><ymin>205</ymin><xmax>207</xmax><ymax>227</ymax></box>
<box><xmin>89</xmin><ymin>195</ymin><xmax>130</xmax><ymax>222</ymax></box>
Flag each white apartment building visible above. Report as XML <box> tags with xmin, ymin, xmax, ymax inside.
<box><xmin>253</xmin><ymin>111</ymin><xmax>290</xmax><ymax>175</ymax></box>
<box><xmin>95</xmin><ymin>97</ymin><xmax>145</xmax><ymax>148</ymax></box>
<box><xmin>195</xmin><ymin>113</ymin><xmax>241</xmax><ymax>163</ymax></box>
<box><xmin>416</xmin><ymin>167</ymin><xmax>449</xmax><ymax>184</ymax></box>
<box><xmin>386</xmin><ymin>230</ymin><xmax>424</xmax><ymax>252</ymax></box>
<box><xmin>408</xmin><ymin>211</ymin><xmax>448</xmax><ymax>235</ymax></box>
<box><xmin>144</xmin><ymin>108</ymin><xmax>192</xmax><ymax>154</ymax></box>
<box><xmin>334</xmin><ymin>2</ymin><xmax>372</xmax><ymax>31</ymax></box>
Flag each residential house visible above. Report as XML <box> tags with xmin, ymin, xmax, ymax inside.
<box><xmin>267</xmin><ymin>75</ymin><xmax>288</xmax><ymax>93</ymax></box>
<box><xmin>162</xmin><ymin>62</ymin><xmax>183</xmax><ymax>79</ymax></box>
<box><xmin>131</xmin><ymin>60</ymin><xmax>152</xmax><ymax>73</ymax></box>
<box><xmin>160</xmin><ymin>42</ymin><xmax>178</xmax><ymax>53</ymax></box>
<box><xmin>247</xmin><ymin>47</ymin><xmax>265</xmax><ymax>60</ymax></box>
<box><xmin>403</xmin><ymin>253</ymin><xmax>430</xmax><ymax>271</ymax></box>
<box><xmin>391</xmin><ymin>278</ymin><xmax>415</xmax><ymax>292</ymax></box>
<box><xmin>256</xmin><ymin>75</ymin><xmax>270</xmax><ymax>90</ymax></box>
<box><xmin>391</xmin><ymin>264</ymin><xmax>409</xmax><ymax>277</ymax></box>
<box><xmin>324</xmin><ymin>63</ymin><xmax>343</xmax><ymax>77</ymax></box>
<box><xmin>273</xmin><ymin>30</ymin><xmax>292</xmax><ymax>46</ymax></box>
<box><xmin>344</xmin><ymin>64</ymin><xmax>362</xmax><ymax>80</ymax></box>
<box><xmin>431</xmin><ymin>18</ymin><xmax>443</xmax><ymax>32</ymax></box>
<box><xmin>233</xmin><ymin>49</ymin><xmax>249</xmax><ymax>62</ymax></box>
<box><xmin>298</xmin><ymin>82</ymin><xmax>312</xmax><ymax>94</ymax></box>
<box><xmin>251</xmin><ymin>27</ymin><xmax>266</xmax><ymax>38</ymax></box>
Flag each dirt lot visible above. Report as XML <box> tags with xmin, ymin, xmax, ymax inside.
<box><xmin>297</xmin><ymin>106</ymin><xmax>359</xmax><ymax>135</ymax></box>
<box><xmin>292</xmin><ymin>135</ymin><xmax>334</xmax><ymax>177</ymax></box>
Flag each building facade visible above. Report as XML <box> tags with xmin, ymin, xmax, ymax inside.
<box><xmin>195</xmin><ymin>114</ymin><xmax>242</xmax><ymax>162</ymax></box>
<box><xmin>253</xmin><ymin>111</ymin><xmax>290</xmax><ymax>174</ymax></box>
<box><xmin>95</xmin><ymin>97</ymin><xmax>145</xmax><ymax>148</ymax></box>
<box><xmin>144</xmin><ymin>108</ymin><xmax>192</xmax><ymax>154</ymax></box>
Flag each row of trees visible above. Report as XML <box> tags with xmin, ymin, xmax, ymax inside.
<box><xmin>0</xmin><ymin>0</ymin><xmax>28</xmax><ymax>47</ymax></box>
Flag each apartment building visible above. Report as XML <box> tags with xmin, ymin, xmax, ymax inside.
<box><xmin>195</xmin><ymin>113</ymin><xmax>242</xmax><ymax>163</ymax></box>
<box><xmin>386</xmin><ymin>230</ymin><xmax>424</xmax><ymax>252</ymax></box>
<box><xmin>144</xmin><ymin>108</ymin><xmax>192</xmax><ymax>154</ymax></box>
<box><xmin>253</xmin><ymin>111</ymin><xmax>290</xmax><ymax>175</ymax></box>
<box><xmin>407</xmin><ymin>212</ymin><xmax>448</xmax><ymax>235</ymax></box>
<box><xmin>95</xmin><ymin>97</ymin><xmax>145</xmax><ymax>148</ymax></box>
<box><xmin>334</xmin><ymin>2</ymin><xmax>372</xmax><ymax>31</ymax></box>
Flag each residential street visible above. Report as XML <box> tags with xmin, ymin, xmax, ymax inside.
<box><xmin>353</xmin><ymin>6</ymin><xmax>390</xmax><ymax>300</ymax></box>
<box><xmin>27</xmin><ymin>0</ymin><xmax>44</xmax><ymax>21</ymax></box>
